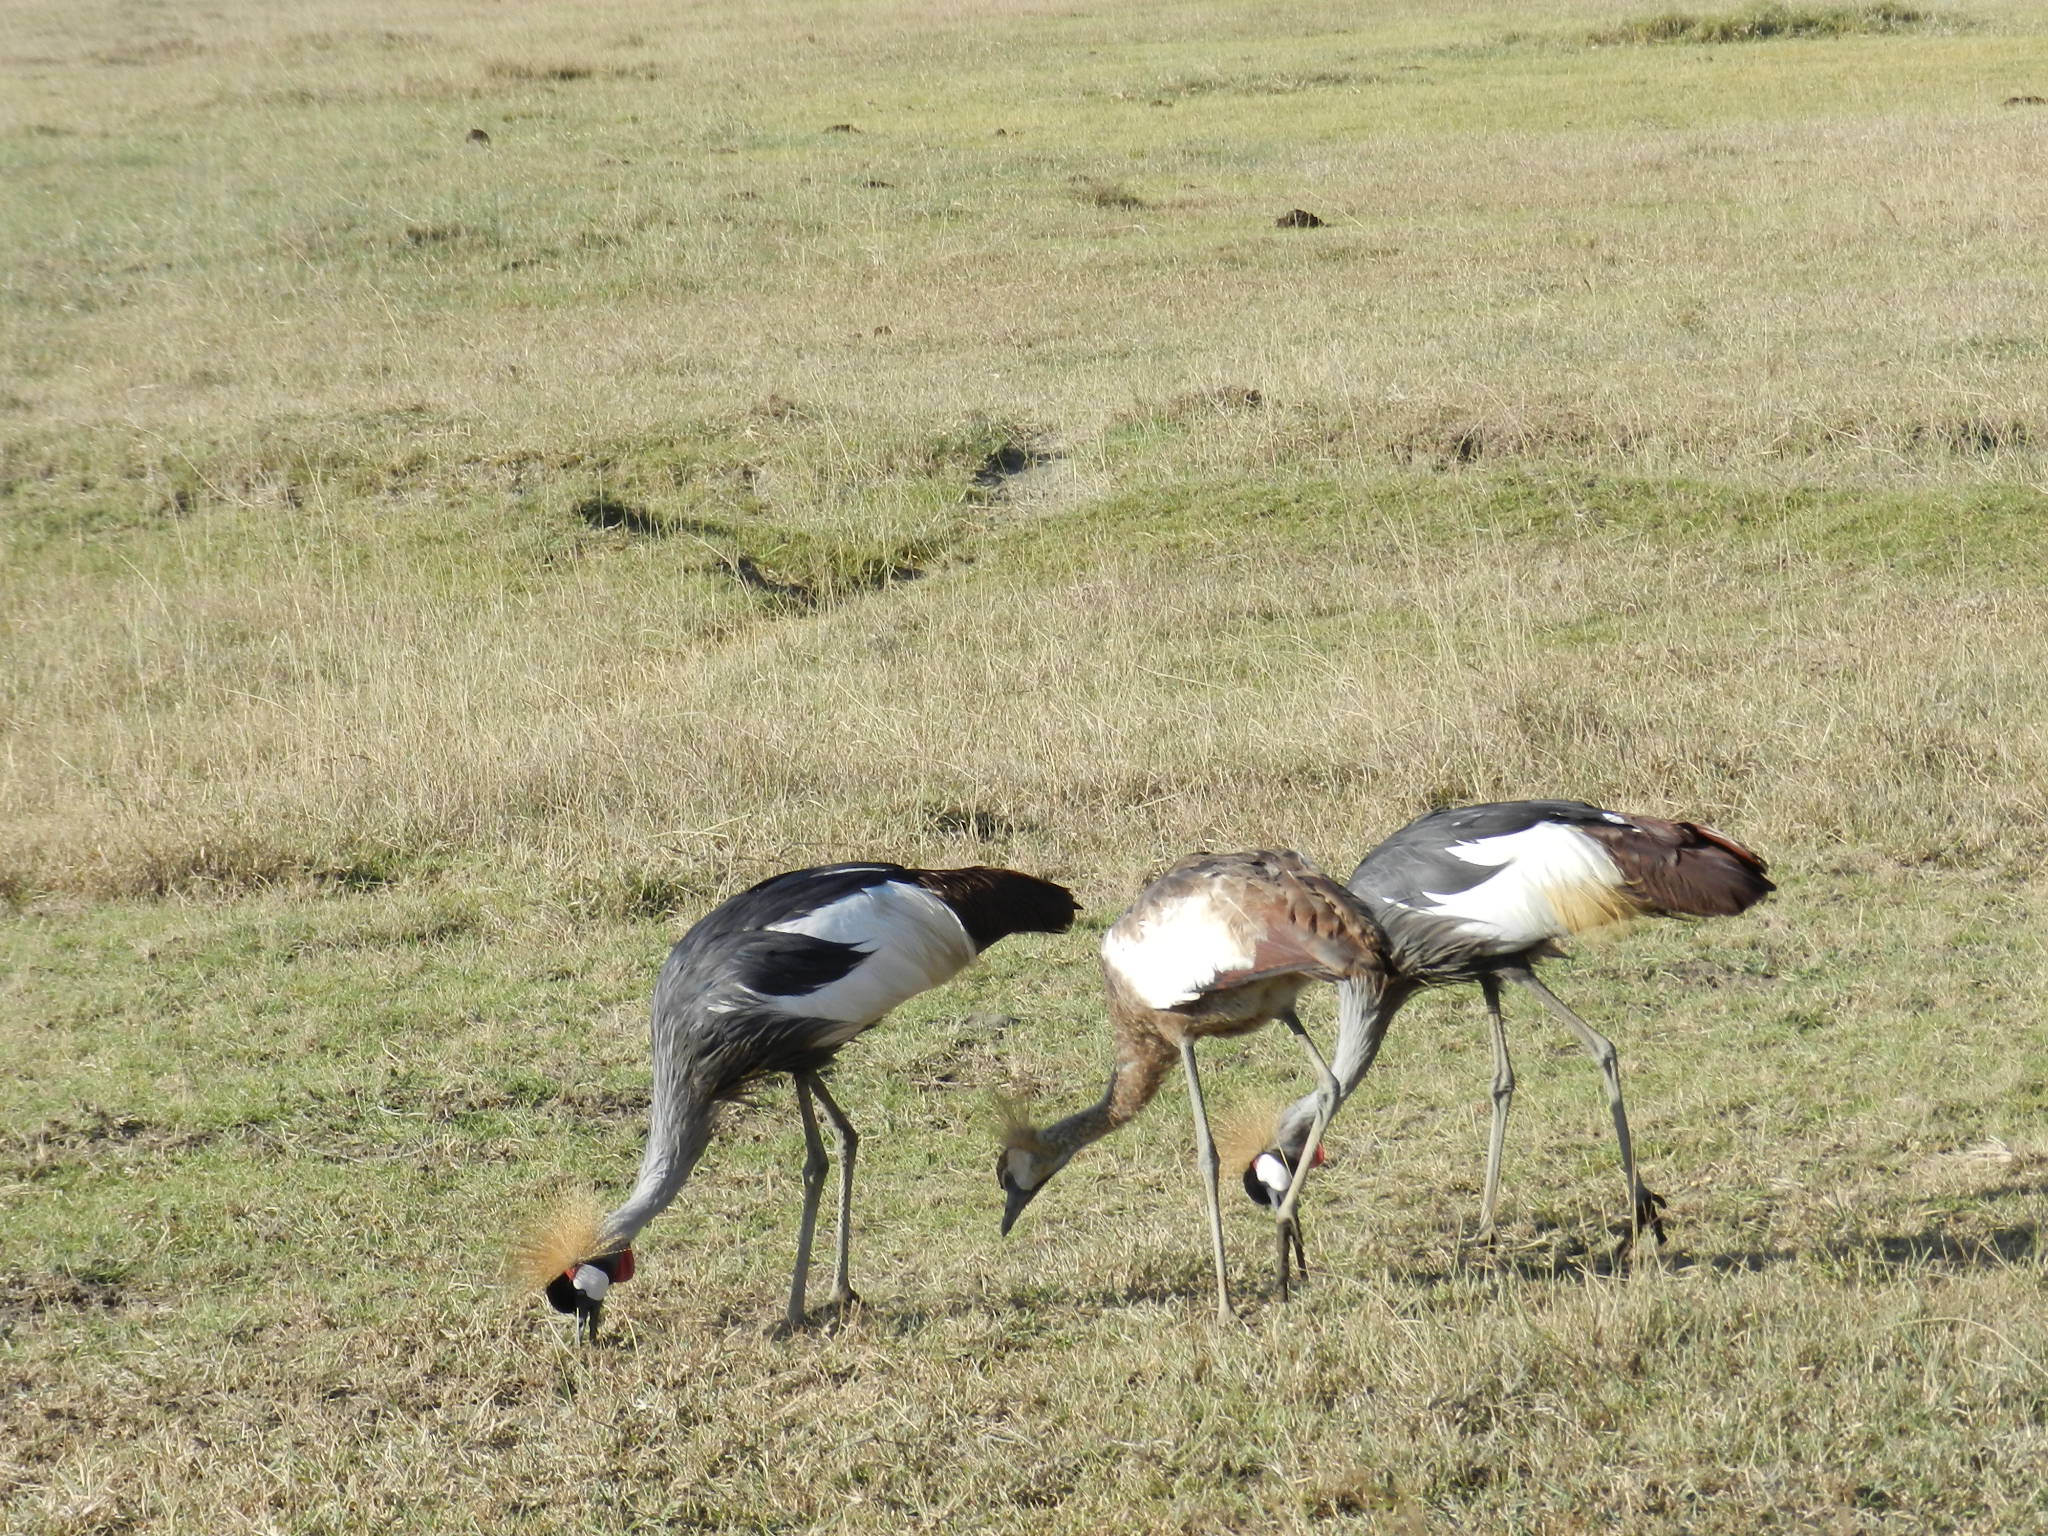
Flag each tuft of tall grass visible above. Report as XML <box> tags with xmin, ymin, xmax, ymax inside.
<box><xmin>1591</xmin><ymin>2</ymin><xmax>1939</xmax><ymax>45</ymax></box>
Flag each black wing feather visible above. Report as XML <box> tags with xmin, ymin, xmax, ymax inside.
<box><xmin>723</xmin><ymin>932</ymin><xmax>868</xmax><ymax>999</ymax></box>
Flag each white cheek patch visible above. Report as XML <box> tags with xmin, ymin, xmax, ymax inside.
<box><xmin>570</xmin><ymin>1265</ymin><xmax>611</xmax><ymax>1302</ymax></box>
<box><xmin>1254</xmin><ymin>1152</ymin><xmax>1293</xmax><ymax>1199</ymax></box>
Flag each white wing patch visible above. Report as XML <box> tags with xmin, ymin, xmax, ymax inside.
<box><xmin>1101</xmin><ymin>889</ymin><xmax>1257</xmax><ymax>1010</ymax></box>
<box><xmin>1395</xmin><ymin>821</ymin><xmax>1626</xmax><ymax>948</ymax></box>
<box><xmin>760</xmin><ymin>880</ymin><xmax>975</xmax><ymax>1025</ymax></box>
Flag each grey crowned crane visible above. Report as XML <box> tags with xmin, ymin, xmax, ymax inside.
<box><xmin>1241</xmin><ymin>800</ymin><xmax>1773</xmax><ymax>1256</ymax></box>
<box><xmin>995</xmin><ymin>849</ymin><xmax>1388</xmax><ymax>1322</ymax></box>
<box><xmin>511</xmin><ymin>862</ymin><xmax>1078</xmax><ymax>1336</ymax></box>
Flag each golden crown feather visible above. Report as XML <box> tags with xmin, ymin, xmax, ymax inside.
<box><xmin>502</xmin><ymin>1191</ymin><xmax>611</xmax><ymax>1294</ymax></box>
<box><xmin>991</xmin><ymin>1091</ymin><xmax>1054</xmax><ymax>1157</ymax></box>
<box><xmin>1214</xmin><ymin>1094</ymin><xmax>1292</xmax><ymax>1179</ymax></box>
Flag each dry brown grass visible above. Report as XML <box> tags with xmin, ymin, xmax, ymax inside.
<box><xmin>2</xmin><ymin>0</ymin><xmax>2042</xmax><ymax>489</ymax></box>
<box><xmin>6</xmin><ymin>477</ymin><xmax>2044</xmax><ymax>905</ymax></box>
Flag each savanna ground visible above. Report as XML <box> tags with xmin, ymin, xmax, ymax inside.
<box><xmin>4</xmin><ymin>0</ymin><xmax>2048</xmax><ymax>1529</ymax></box>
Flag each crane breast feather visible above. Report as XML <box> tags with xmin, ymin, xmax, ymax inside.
<box><xmin>756</xmin><ymin>880</ymin><xmax>976</xmax><ymax>1024</ymax></box>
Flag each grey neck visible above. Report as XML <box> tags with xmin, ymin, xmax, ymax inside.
<box><xmin>600</xmin><ymin>1083</ymin><xmax>717</xmax><ymax>1250</ymax></box>
<box><xmin>1275</xmin><ymin>971</ymin><xmax>1412</xmax><ymax>1156</ymax></box>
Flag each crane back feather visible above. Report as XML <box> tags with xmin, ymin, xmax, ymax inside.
<box><xmin>1540</xmin><ymin>876</ymin><xmax>1645</xmax><ymax>938</ymax></box>
<box><xmin>1101</xmin><ymin>849</ymin><xmax>1385</xmax><ymax>1010</ymax></box>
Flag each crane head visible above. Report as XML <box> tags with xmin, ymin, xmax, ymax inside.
<box><xmin>506</xmin><ymin>1193</ymin><xmax>634</xmax><ymax>1342</ymax></box>
<box><xmin>1240</xmin><ymin>1142</ymin><xmax>1326</xmax><ymax>1209</ymax></box>
<box><xmin>993</xmin><ymin>1096</ymin><xmax>1068</xmax><ymax>1235</ymax></box>
<box><xmin>996</xmin><ymin>1149</ymin><xmax>1049</xmax><ymax>1235</ymax></box>
<box><xmin>542</xmin><ymin>1248</ymin><xmax>636</xmax><ymax>1341</ymax></box>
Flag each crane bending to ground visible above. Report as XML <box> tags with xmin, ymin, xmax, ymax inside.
<box><xmin>1240</xmin><ymin>800</ymin><xmax>1773</xmax><ymax>1256</ymax></box>
<box><xmin>996</xmin><ymin>849</ymin><xmax>1389</xmax><ymax>1322</ymax></box>
<box><xmin>511</xmin><ymin>861</ymin><xmax>1077</xmax><ymax>1337</ymax></box>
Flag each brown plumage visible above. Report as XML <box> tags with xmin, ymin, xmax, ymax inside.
<box><xmin>913</xmin><ymin>865</ymin><xmax>1084</xmax><ymax>950</ymax></box>
<box><xmin>997</xmin><ymin>850</ymin><xmax>1387</xmax><ymax>1321</ymax></box>
<box><xmin>1582</xmin><ymin>815</ymin><xmax>1772</xmax><ymax>919</ymax></box>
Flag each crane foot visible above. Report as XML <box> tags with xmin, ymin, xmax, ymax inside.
<box><xmin>1613</xmin><ymin>1189</ymin><xmax>1670</xmax><ymax>1264</ymax></box>
<box><xmin>1634</xmin><ymin>1187</ymin><xmax>1670</xmax><ymax>1247</ymax></box>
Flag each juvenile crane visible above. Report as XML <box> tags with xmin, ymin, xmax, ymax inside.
<box><xmin>996</xmin><ymin>849</ymin><xmax>1387</xmax><ymax>1322</ymax></box>
<box><xmin>512</xmin><ymin>861</ymin><xmax>1078</xmax><ymax>1336</ymax></box>
<box><xmin>1240</xmin><ymin>800</ymin><xmax>1773</xmax><ymax>1254</ymax></box>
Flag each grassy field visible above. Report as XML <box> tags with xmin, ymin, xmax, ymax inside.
<box><xmin>5</xmin><ymin>0</ymin><xmax>2048</xmax><ymax>1530</ymax></box>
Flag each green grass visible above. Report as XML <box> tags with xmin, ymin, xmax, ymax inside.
<box><xmin>5</xmin><ymin>0</ymin><xmax>2048</xmax><ymax>1530</ymax></box>
<box><xmin>6</xmin><ymin>857</ymin><xmax>2046</xmax><ymax>1532</ymax></box>
<box><xmin>1590</xmin><ymin>3</ymin><xmax>1943</xmax><ymax>45</ymax></box>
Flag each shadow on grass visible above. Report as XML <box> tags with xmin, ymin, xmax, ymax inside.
<box><xmin>1688</xmin><ymin>1222</ymin><xmax>2039</xmax><ymax>1277</ymax></box>
<box><xmin>1369</xmin><ymin>1188</ymin><xmax>2043</xmax><ymax>1288</ymax></box>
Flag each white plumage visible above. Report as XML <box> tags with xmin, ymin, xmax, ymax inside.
<box><xmin>763</xmin><ymin>881</ymin><xmax>977</xmax><ymax>1023</ymax></box>
<box><xmin>1099</xmin><ymin>889</ymin><xmax>1260</xmax><ymax>1011</ymax></box>
<box><xmin>1391</xmin><ymin>821</ymin><xmax>1624</xmax><ymax>947</ymax></box>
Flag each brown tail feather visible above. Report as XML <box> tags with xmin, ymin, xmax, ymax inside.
<box><xmin>1687</xmin><ymin>822</ymin><xmax>1770</xmax><ymax>875</ymax></box>
<box><xmin>1587</xmin><ymin>816</ymin><xmax>1774</xmax><ymax>918</ymax></box>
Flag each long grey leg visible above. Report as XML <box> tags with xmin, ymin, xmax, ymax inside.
<box><xmin>1274</xmin><ymin>1008</ymin><xmax>1339</xmax><ymax>1301</ymax></box>
<box><xmin>788</xmin><ymin>1074</ymin><xmax>831</xmax><ymax>1329</ymax></box>
<box><xmin>1179</xmin><ymin>1037</ymin><xmax>1233</xmax><ymax>1324</ymax></box>
<box><xmin>1476</xmin><ymin>975</ymin><xmax>1515</xmax><ymax>1245</ymax></box>
<box><xmin>1502</xmin><ymin>968</ymin><xmax>1667</xmax><ymax>1254</ymax></box>
<box><xmin>807</xmin><ymin>1075</ymin><xmax>862</xmax><ymax>1311</ymax></box>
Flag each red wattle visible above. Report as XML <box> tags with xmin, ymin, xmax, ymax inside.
<box><xmin>1311</xmin><ymin>1144</ymin><xmax>1327</xmax><ymax>1168</ymax></box>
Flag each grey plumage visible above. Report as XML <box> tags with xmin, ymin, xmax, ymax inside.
<box><xmin>1254</xmin><ymin>800</ymin><xmax>1773</xmax><ymax>1255</ymax></box>
<box><xmin>537</xmin><ymin>861</ymin><xmax>1077</xmax><ymax>1334</ymax></box>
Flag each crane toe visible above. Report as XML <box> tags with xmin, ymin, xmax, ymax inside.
<box><xmin>1637</xmin><ymin>1187</ymin><xmax>1670</xmax><ymax>1245</ymax></box>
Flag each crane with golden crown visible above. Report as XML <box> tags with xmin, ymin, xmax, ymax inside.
<box><xmin>995</xmin><ymin>848</ymin><xmax>1388</xmax><ymax>1322</ymax></box>
<box><xmin>1236</xmin><ymin>800</ymin><xmax>1774</xmax><ymax>1256</ymax></box>
<box><xmin>510</xmin><ymin>860</ymin><xmax>1078</xmax><ymax>1337</ymax></box>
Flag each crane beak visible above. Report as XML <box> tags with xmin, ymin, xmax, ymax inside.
<box><xmin>999</xmin><ymin>1177</ymin><xmax>1041</xmax><ymax>1236</ymax></box>
<box><xmin>577</xmin><ymin>1299</ymin><xmax>603</xmax><ymax>1343</ymax></box>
